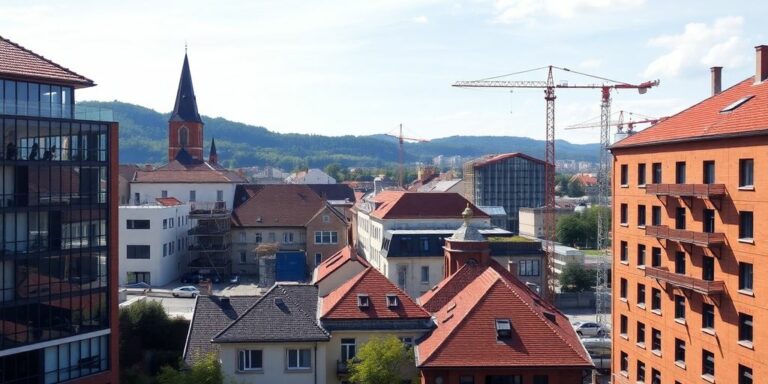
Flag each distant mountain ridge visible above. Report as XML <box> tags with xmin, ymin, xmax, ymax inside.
<box><xmin>81</xmin><ymin>101</ymin><xmax>600</xmax><ymax>169</ymax></box>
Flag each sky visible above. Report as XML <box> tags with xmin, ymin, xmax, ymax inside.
<box><xmin>2</xmin><ymin>0</ymin><xmax>767</xmax><ymax>144</ymax></box>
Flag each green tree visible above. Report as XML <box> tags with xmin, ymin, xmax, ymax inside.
<box><xmin>325</xmin><ymin>162</ymin><xmax>342</xmax><ymax>181</ymax></box>
<box><xmin>556</xmin><ymin>214</ymin><xmax>588</xmax><ymax>247</ymax></box>
<box><xmin>555</xmin><ymin>174</ymin><xmax>571</xmax><ymax>196</ymax></box>
<box><xmin>348</xmin><ymin>336</ymin><xmax>418</xmax><ymax>384</ymax></box>
<box><xmin>567</xmin><ymin>179</ymin><xmax>585</xmax><ymax>197</ymax></box>
<box><xmin>157</xmin><ymin>352</ymin><xmax>223</xmax><ymax>384</ymax></box>
<box><xmin>559</xmin><ymin>262</ymin><xmax>595</xmax><ymax>292</ymax></box>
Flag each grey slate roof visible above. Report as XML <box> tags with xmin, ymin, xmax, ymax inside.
<box><xmin>170</xmin><ymin>53</ymin><xmax>203</xmax><ymax>123</ymax></box>
<box><xmin>183</xmin><ymin>295</ymin><xmax>257</xmax><ymax>366</ymax></box>
<box><xmin>212</xmin><ymin>284</ymin><xmax>329</xmax><ymax>343</ymax></box>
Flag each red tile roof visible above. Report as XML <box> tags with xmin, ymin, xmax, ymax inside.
<box><xmin>0</xmin><ymin>36</ymin><xmax>94</xmax><ymax>88</ymax></box>
<box><xmin>312</xmin><ymin>245</ymin><xmax>369</xmax><ymax>284</ymax></box>
<box><xmin>416</xmin><ymin>261</ymin><xmax>591</xmax><ymax>369</ymax></box>
<box><xmin>155</xmin><ymin>197</ymin><xmax>183</xmax><ymax>206</ymax></box>
<box><xmin>232</xmin><ymin>184</ymin><xmax>327</xmax><ymax>227</ymax></box>
<box><xmin>321</xmin><ymin>267</ymin><xmax>431</xmax><ymax>320</ymax></box>
<box><xmin>469</xmin><ymin>152</ymin><xmax>546</xmax><ymax>168</ymax></box>
<box><xmin>569</xmin><ymin>173</ymin><xmax>597</xmax><ymax>186</ymax></box>
<box><xmin>613</xmin><ymin>76</ymin><xmax>768</xmax><ymax>148</ymax></box>
<box><xmin>133</xmin><ymin>160</ymin><xmax>246</xmax><ymax>183</ymax></box>
<box><xmin>369</xmin><ymin>191</ymin><xmax>489</xmax><ymax>220</ymax></box>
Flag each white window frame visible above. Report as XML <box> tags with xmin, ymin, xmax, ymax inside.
<box><xmin>238</xmin><ymin>349</ymin><xmax>263</xmax><ymax>371</ymax></box>
<box><xmin>286</xmin><ymin>348</ymin><xmax>311</xmax><ymax>370</ymax></box>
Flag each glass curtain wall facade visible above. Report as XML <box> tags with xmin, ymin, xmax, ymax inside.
<box><xmin>472</xmin><ymin>156</ymin><xmax>545</xmax><ymax>232</ymax></box>
<box><xmin>0</xmin><ymin>80</ymin><xmax>114</xmax><ymax>383</ymax></box>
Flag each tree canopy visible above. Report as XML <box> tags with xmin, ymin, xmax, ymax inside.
<box><xmin>559</xmin><ymin>262</ymin><xmax>595</xmax><ymax>292</ymax></box>
<box><xmin>348</xmin><ymin>336</ymin><xmax>418</xmax><ymax>384</ymax></box>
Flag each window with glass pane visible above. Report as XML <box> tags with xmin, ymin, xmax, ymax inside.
<box><xmin>674</xmin><ymin>295</ymin><xmax>685</xmax><ymax>320</ymax></box>
<box><xmin>636</xmin><ymin>322</ymin><xmax>645</xmax><ymax>344</ymax></box>
<box><xmin>637</xmin><ymin>205</ymin><xmax>646</xmax><ymax>227</ymax></box>
<box><xmin>637</xmin><ymin>283</ymin><xmax>646</xmax><ymax>306</ymax></box>
<box><xmin>620</xmin><ymin>164</ymin><xmax>628</xmax><ymax>185</ymax></box>
<box><xmin>620</xmin><ymin>241</ymin><xmax>628</xmax><ymax>262</ymax></box>
<box><xmin>127</xmin><ymin>245</ymin><xmax>150</xmax><ymax>259</ymax></box>
<box><xmin>702</xmin><ymin>256</ymin><xmax>714</xmax><ymax>281</ymax></box>
<box><xmin>638</xmin><ymin>163</ymin><xmax>646</xmax><ymax>185</ymax></box>
<box><xmin>652</xmin><ymin>163</ymin><xmax>662</xmax><ymax>184</ymax></box>
<box><xmin>675</xmin><ymin>338</ymin><xmax>685</xmax><ymax>364</ymax></box>
<box><xmin>651</xmin><ymin>369</ymin><xmax>661</xmax><ymax>384</ymax></box>
<box><xmin>651</xmin><ymin>329</ymin><xmax>661</xmax><ymax>352</ymax></box>
<box><xmin>739</xmin><ymin>263</ymin><xmax>753</xmax><ymax>291</ymax></box>
<box><xmin>238</xmin><ymin>350</ymin><xmax>262</xmax><ymax>371</ymax></box>
<box><xmin>620</xmin><ymin>315</ymin><xmax>627</xmax><ymax>335</ymax></box>
<box><xmin>675</xmin><ymin>161</ymin><xmax>686</xmax><ymax>183</ymax></box>
<box><xmin>739</xmin><ymin>313</ymin><xmax>753</xmax><ymax>343</ymax></box>
<box><xmin>620</xmin><ymin>351</ymin><xmax>628</xmax><ymax>373</ymax></box>
<box><xmin>702</xmin><ymin>350</ymin><xmax>715</xmax><ymax>377</ymax></box>
<box><xmin>703</xmin><ymin>209</ymin><xmax>715</xmax><ymax>233</ymax></box>
<box><xmin>675</xmin><ymin>207</ymin><xmax>686</xmax><ymax>230</ymax></box>
<box><xmin>739</xmin><ymin>211</ymin><xmax>754</xmax><ymax>239</ymax></box>
<box><xmin>287</xmin><ymin>348</ymin><xmax>311</xmax><ymax>369</ymax></box>
<box><xmin>651</xmin><ymin>206</ymin><xmax>661</xmax><ymax>226</ymax></box>
<box><xmin>637</xmin><ymin>244</ymin><xmax>646</xmax><ymax>266</ymax></box>
<box><xmin>739</xmin><ymin>159</ymin><xmax>754</xmax><ymax>187</ymax></box>
<box><xmin>636</xmin><ymin>360</ymin><xmax>645</xmax><ymax>382</ymax></box>
<box><xmin>651</xmin><ymin>247</ymin><xmax>661</xmax><ymax>267</ymax></box>
<box><xmin>620</xmin><ymin>204</ymin><xmax>628</xmax><ymax>224</ymax></box>
<box><xmin>651</xmin><ymin>288</ymin><xmax>661</xmax><ymax>311</ymax></box>
<box><xmin>739</xmin><ymin>365</ymin><xmax>753</xmax><ymax>384</ymax></box>
<box><xmin>675</xmin><ymin>252</ymin><xmax>685</xmax><ymax>274</ymax></box>
<box><xmin>703</xmin><ymin>161</ymin><xmax>715</xmax><ymax>184</ymax></box>
<box><xmin>702</xmin><ymin>303</ymin><xmax>715</xmax><ymax>329</ymax></box>
<box><xmin>421</xmin><ymin>266</ymin><xmax>430</xmax><ymax>282</ymax></box>
<box><xmin>341</xmin><ymin>338</ymin><xmax>356</xmax><ymax>361</ymax></box>
<box><xmin>620</xmin><ymin>278</ymin><xmax>627</xmax><ymax>299</ymax></box>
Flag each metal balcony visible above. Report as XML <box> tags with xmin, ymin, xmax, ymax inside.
<box><xmin>188</xmin><ymin>225</ymin><xmax>229</xmax><ymax>236</ymax></box>
<box><xmin>646</xmin><ymin>183</ymin><xmax>726</xmax><ymax>198</ymax></box>
<box><xmin>645</xmin><ymin>225</ymin><xmax>725</xmax><ymax>247</ymax></box>
<box><xmin>188</xmin><ymin>243</ymin><xmax>230</xmax><ymax>252</ymax></box>
<box><xmin>189</xmin><ymin>201</ymin><xmax>230</xmax><ymax>218</ymax></box>
<box><xmin>644</xmin><ymin>267</ymin><xmax>725</xmax><ymax>296</ymax></box>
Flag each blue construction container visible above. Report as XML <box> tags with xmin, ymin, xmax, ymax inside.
<box><xmin>275</xmin><ymin>251</ymin><xmax>306</xmax><ymax>282</ymax></box>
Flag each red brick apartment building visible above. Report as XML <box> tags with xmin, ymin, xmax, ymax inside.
<box><xmin>610</xmin><ymin>46</ymin><xmax>768</xmax><ymax>384</ymax></box>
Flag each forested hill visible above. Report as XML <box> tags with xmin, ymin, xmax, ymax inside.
<box><xmin>81</xmin><ymin>101</ymin><xmax>600</xmax><ymax>169</ymax></box>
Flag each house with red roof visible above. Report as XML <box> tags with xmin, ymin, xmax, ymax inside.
<box><xmin>416</xmin><ymin>208</ymin><xmax>593</xmax><ymax>384</ymax></box>
<box><xmin>353</xmin><ymin>191</ymin><xmax>508</xmax><ymax>298</ymax></box>
<box><xmin>312</xmin><ymin>245</ymin><xmax>370</xmax><ymax>296</ymax></box>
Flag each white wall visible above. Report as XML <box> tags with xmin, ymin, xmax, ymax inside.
<box><xmin>219</xmin><ymin>342</ymin><xmax>327</xmax><ymax>384</ymax></box>
<box><xmin>314</xmin><ymin>261</ymin><xmax>367</xmax><ymax>297</ymax></box>
<box><xmin>382</xmin><ymin>256</ymin><xmax>445</xmax><ymax>298</ymax></box>
<box><xmin>130</xmin><ymin>182</ymin><xmax>237</xmax><ymax>210</ymax></box>
<box><xmin>118</xmin><ymin>203</ymin><xmax>191</xmax><ymax>286</ymax></box>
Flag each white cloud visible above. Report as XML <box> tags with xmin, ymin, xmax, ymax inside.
<box><xmin>644</xmin><ymin>16</ymin><xmax>748</xmax><ymax>78</ymax></box>
<box><xmin>413</xmin><ymin>15</ymin><xmax>429</xmax><ymax>23</ymax></box>
<box><xmin>494</xmin><ymin>0</ymin><xmax>644</xmax><ymax>23</ymax></box>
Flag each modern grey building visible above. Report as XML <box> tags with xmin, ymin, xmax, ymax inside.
<box><xmin>463</xmin><ymin>153</ymin><xmax>546</xmax><ymax>233</ymax></box>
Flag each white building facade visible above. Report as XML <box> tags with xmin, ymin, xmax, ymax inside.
<box><xmin>129</xmin><ymin>182</ymin><xmax>238</xmax><ymax>211</ymax></box>
<box><xmin>119</xmin><ymin>202</ymin><xmax>191</xmax><ymax>286</ymax></box>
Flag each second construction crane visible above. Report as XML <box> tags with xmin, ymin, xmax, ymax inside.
<box><xmin>453</xmin><ymin>65</ymin><xmax>659</xmax><ymax>302</ymax></box>
<box><xmin>385</xmin><ymin>124</ymin><xmax>428</xmax><ymax>188</ymax></box>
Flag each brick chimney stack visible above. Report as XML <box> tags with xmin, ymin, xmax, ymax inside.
<box><xmin>710</xmin><ymin>66</ymin><xmax>722</xmax><ymax>96</ymax></box>
<box><xmin>756</xmin><ymin>45</ymin><xmax>768</xmax><ymax>83</ymax></box>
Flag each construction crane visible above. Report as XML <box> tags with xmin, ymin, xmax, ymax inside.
<box><xmin>565</xmin><ymin>110</ymin><xmax>662</xmax><ymax>134</ymax></box>
<box><xmin>385</xmin><ymin>124</ymin><xmax>429</xmax><ymax>188</ymax></box>
<box><xmin>453</xmin><ymin>66</ymin><xmax>659</xmax><ymax>303</ymax></box>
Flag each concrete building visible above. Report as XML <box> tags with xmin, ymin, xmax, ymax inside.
<box><xmin>463</xmin><ymin>153</ymin><xmax>546</xmax><ymax>232</ymax></box>
<box><xmin>119</xmin><ymin>198</ymin><xmax>191</xmax><ymax>286</ymax></box>
<box><xmin>0</xmin><ymin>36</ymin><xmax>118</xmax><ymax>383</ymax></box>
<box><xmin>285</xmin><ymin>168</ymin><xmax>336</xmax><ymax>184</ymax></box>
<box><xmin>609</xmin><ymin>47</ymin><xmax>768</xmax><ymax>384</ymax></box>
<box><xmin>518</xmin><ymin>206</ymin><xmax>575</xmax><ymax>239</ymax></box>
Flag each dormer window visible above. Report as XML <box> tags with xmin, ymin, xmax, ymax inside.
<box><xmin>357</xmin><ymin>294</ymin><xmax>370</xmax><ymax>309</ymax></box>
<box><xmin>495</xmin><ymin>319</ymin><xmax>512</xmax><ymax>339</ymax></box>
<box><xmin>386</xmin><ymin>294</ymin><xmax>399</xmax><ymax>308</ymax></box>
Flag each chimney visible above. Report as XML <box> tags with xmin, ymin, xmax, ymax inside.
<box><xmin>756</xmin><ymin>45</ymin><xmax>768</xmax><ymax>83</ymax></box>
<box><xmin>710</xmin><ymin>66</ymin><xmax>722</xmax><ymax>96</ymax></box>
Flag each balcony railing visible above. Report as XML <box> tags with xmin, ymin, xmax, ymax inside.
<box><xmin>189</xmin><ymin>243</ymin><xmax>230</xmax><ymax>252</ymax></box>
<box><xmin>645</xmin><ymin>225</ymin><xmax>725</xmax><ymax>247</ymax></box>
<box><xmin>189</xmin><ymin>201</ymin><xmax>230</xmax><ymax>216</ymax></box>
<box><xmin>188</xmin><ymin>225</ymin><xmax>229</xmax><ymax>236</ymax></box>
<box><xmin>644</xmin><ymin>266</ymin><xmax>725</xmax><ymax>295</ymax></box>
<box><xmin>645</xmin><ymin>184</ymin><xmax>726</xmax><ymax>198</ymax></box>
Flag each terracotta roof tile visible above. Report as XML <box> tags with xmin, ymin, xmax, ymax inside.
<box><xmin>613</xmin><ymin>76</ymin><xmax>768</xmax><ymax>148</ymax></box>
<box><xmin>155</xmin><ymin>197</ymin><xmax>183</xmax><ymax>206</ymax></box>
<box><xmin>312</xmin><ymin>245</ymin><xmax>369</xmax><ymax>285</ymax></box>
<box><xmin>232</xmin><ymin>184</ymin><xmax>326</xmax><ymax>227</ymax></box>
<box><xmin>416</xmin><ymin>261</ymin><xmax>592</xmax><ymax>369</ymax></box>
<box><xmin>321</xmin><ymin>267</ymin><xmax>431</xmax><ymax>320</ymax></box>
<box><xmin>0</xmin><ymin>36</ymin><xmax>94</xmax><ymax>88</ymax></box>
<box><xmin>369</xmin><ymin>192</ymin><xmax>489</xmax><ymax>220</ymax></box>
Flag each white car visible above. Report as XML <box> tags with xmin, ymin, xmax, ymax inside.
<box><xmin>572</xmin><ymin>321</ymin><xmax>608</xmax><ymax>337</ymax></box>
<box><xmin>172</xmin><ymin>286</ymin><xmax>200</xmax><ymax>298</ymax></box>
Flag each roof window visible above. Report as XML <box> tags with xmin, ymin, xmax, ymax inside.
<box><xmin>495</xmin><ymin>319</ymin><xmax>512</xmax><ymax>339</ymax></box>
<box><xmin>386</xmin><ymin>294</ymin><xmax>399</xmax><ymax>308</ymax></box>
<box><xmin>720</xmin><ymin>95</ymin><xmax>754</xmax><ymax>113</ymax></box>
<box><xmin>543</xmin><ymin>311</ymin><xmax>557</xmax><ymax>323</ymax></box>
<box><xmin>357</xmin><ymin>294</ymin><xmax>370</xmax><ymax>309</ymax></box>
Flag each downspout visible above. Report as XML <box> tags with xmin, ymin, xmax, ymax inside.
<box><xmin>314</xmin><ymin>342</ymin><xmax>318</xmax><ymax>384</ymax></box>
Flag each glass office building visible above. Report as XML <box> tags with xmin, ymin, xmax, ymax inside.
<box><xmin>0</xmin><ymin>37</ymin><xmax>118</xmax><ymax>383</ymax></box>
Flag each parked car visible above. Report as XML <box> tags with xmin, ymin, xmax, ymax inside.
<box><xmin>172</xmin><ymin>286</ymin><xmax>200</xmax><ymax>298</ymax></box>
<box><xmin>180</xmin><ymin>272</ymin><xmax>202</xmax><ymax>284</ymax></box>
<box><xmin>572</xmin><ymin>321</ymin><xmax>608</xmax><ymax>337</ymax></box>
<box><xmin>229</xmin><ymin>274</ymin><xmax>240</xmax><ymax>284</ymax></box>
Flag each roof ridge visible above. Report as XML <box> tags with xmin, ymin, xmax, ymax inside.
<box><xmin>419</xmin><ymin>275</ymin><xmax>498</xmax><ymax>366</ymax></box>
<box><xmin>211</xmin><ymin>285</ymin><xmax>276</xmax><ymax>341</ymax></box>
<box><xmin>182</xmin><ymin>295</ymin><xmax>201</xmax><ymax>360</ymax></box>
<box><xmin>0</xmin><ymin>35</ymin><xmax>93</xmax><ymax>85</ymax></box>
<box><xmin>494</xmin><ymin>272</ymin><xmax>589</xmax><ymax>363</ymax></box>
<box><xmin>277</xmin><ymin>285</ymin><xmax>329</xmax><ymax>337</ymax></box>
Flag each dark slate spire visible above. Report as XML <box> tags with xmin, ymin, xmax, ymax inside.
<box><xmin>209</xmin><ymin>137</ymin><xmax>218</xmax><ymax>164</ymax></box>
<box><xmin>170</xmin><ymin>53</ymin><xmax>203</xmax><ymax>123</ymax></box>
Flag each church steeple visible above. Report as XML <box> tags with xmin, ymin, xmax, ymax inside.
<box><xmin>209</xmin><ymin>137</ymin><xmax>218</xmax><ymax>164</ymax></box>
<box><xmin>168</xmin><ymin>51</ymin><xmax>205</xmax><ymax>162</ymax></box>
